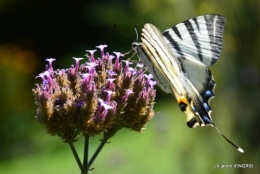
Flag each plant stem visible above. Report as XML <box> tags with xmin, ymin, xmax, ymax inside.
<box><xmin>69</xmin><ymin>142</ymin><xmax>84</xmax><ymax>173</ymax></box>
<box><xmin>87</xmin><ymin>133</ymin><xmax>108</xmax><ymax>170</ymax></box>
<box><xmin>83</xmin><ymin>136</ymin><xmax>89</xmax><ymax>174</ymax></box>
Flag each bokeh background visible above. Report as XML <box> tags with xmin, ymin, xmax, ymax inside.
<box><xmin>0</xmin><ymin>0</ymin><xmax>259</xmax><ymax>173</ymax></box>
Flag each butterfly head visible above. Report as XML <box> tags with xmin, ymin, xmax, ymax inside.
<box><xmin>132</xmin><ymin>42</ymin><xmax>139</xmax><ymax>51</ymax></box>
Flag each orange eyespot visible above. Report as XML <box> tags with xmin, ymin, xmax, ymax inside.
<box><xmin>178</xmin><ymin>97</ymin><xmax>189</xmax><ymax>112</ymax></box>
<box><xmin>178</xmin><ymin>97</ymin><xmax>189</xmax><ymax>105</ymax></box>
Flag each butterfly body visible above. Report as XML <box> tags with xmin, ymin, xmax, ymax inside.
<box><xmin>132</xmin><ymin>15</ymin><xmax>225</xmax><ymax>128</ymax></box>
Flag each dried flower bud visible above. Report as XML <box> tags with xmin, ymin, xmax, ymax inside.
<box><xmin>33</xmin><ymin>45</ymin><xmax>156</xmax><ymax>142</ymax></box>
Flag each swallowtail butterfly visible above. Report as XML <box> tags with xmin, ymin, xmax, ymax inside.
<box><xmin>132</xmin><ymin>14</ymin><xmax>244</xmax><ymax>153</ymax></box>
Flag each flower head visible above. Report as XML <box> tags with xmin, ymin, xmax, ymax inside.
<box><xmin>33</xmin><ymin>45</ymin><xmax>156</xmax><ymax>142</ymax></box>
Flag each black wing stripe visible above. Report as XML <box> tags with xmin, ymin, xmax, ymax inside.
<box><xmin>193</xmin><ymin>17</ymin><xmax>200</xmax><ymax>32</ymax></box>
<box><xmin>163</xmin><ymin>31</ymin><xmax>184</xmax><ymax>57</ymax></box>
<box><xmin>163</xmin><ymin>31</ymin><xmax>186</xmax><ymax>74</ymax></box>
<box><xmin>183</xmin><ymin>20</ymin><xmax>203</xmax><ymax>62</ymax></box>
<box><xmin>172</xmin><ymin>26</ymin><xmax>183</xmax><ymax>40</ymax></box>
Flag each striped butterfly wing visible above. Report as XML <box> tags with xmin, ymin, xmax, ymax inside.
<box><xmin>163</xmin><ymin>15</ymin><xmax>225</xmax><ymax>66</ymax></box>
<box><xmin>133</xmin><ymin>15</ymin><xmax>225</xmax><ymax>128</ymax></box>
<box><xmin>162</xmin><ymin>15</ymin><xmax>226</xmax><ymax>128</ymax></box>
<box><xmin>132</xmin><ymin>14</ymin><xmax>244</xmax><ymax>153</ymax></box>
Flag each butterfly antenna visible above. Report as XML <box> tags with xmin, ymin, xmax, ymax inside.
<box><xmin>214</xmin><ymin>125</ymin><xmax>244</xmax><ymax>153</ymax></box>
<box><xmin>114</xmin><ymin>24</ymin><xmax>133</xmax><ymax>40</ymax></box>
<box><xmin>134</xmin><ymin>24</ymin><xmax>139</xmax><ymax>41</ymax></box>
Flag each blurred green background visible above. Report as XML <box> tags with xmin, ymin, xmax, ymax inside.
<box><xmin>0</xmin><ymin>0</ymin><xmax>259</xmax><ymax>173</ymax></box>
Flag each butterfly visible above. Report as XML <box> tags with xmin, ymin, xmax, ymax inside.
<box><xmin>132</xmin><ymin>14</ymin><xmax>243</xmax><ymax>153</ymax></box>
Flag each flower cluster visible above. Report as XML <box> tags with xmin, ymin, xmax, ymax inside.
<box><xmin>33</xmin><ymin>45</ymin><xmax>156</xmax><ymax>142</ymax></box>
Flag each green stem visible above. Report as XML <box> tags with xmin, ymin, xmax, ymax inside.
<box><xmin>83</xmin><ymin>136</ymin><xmax>89</xmax><ymax>174</ymax></box>
<box><xmin>69</xmin><ymin>142</ymin><xmax>84</xmax><ymax>173</ymax></box>
<box><xmin>87</xmin><ymin>133</ymin><xmax>108</xmax><ymax>170</ymax></box>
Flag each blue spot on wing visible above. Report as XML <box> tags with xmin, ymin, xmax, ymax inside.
<box><xmin>202</xmin><ymin>115</ymin><xmax>213</xmax><ymax>124</ymax></box>
<box><xmin>203</xmin><ymin>102</ymin><xmax>211</xmax><ymax>112</ymax></box>
<box><xmin>204</xmin><ymin>90</ymin><xmax>214</xmax><ymax>102</ymax></box>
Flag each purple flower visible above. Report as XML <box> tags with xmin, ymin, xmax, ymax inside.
<box><xmin>113</xmin><ymin>52</ymin><xmax>123</xmax><ymax>72</ymax></box>
<box><xmin>104</xmin><ymin>90</ymin><xmax>113</xmax><ymax>102</ymax></box>
<box><xmin>33</xmin><ymin>45</ymin><xmax>156</xmax><ymax>142</ymax></box>
<box><xmin>46</xmin><ymin>58</ymin><xmax>56</xmax><ymax>71</ymax></box>
<box><xmin>96</xmin><ymin>45</ymin><xmax>107</xmax><ymax>57</ymax></box>
<box><xmin>86</xmin><ymin>50</ymin><xmax>96</xmax><ymax>62</ymax></box>
<box><xmin>73</xmin><ymin>57</ymin><xmax>84</xmax><ymax>74</ymax></box>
